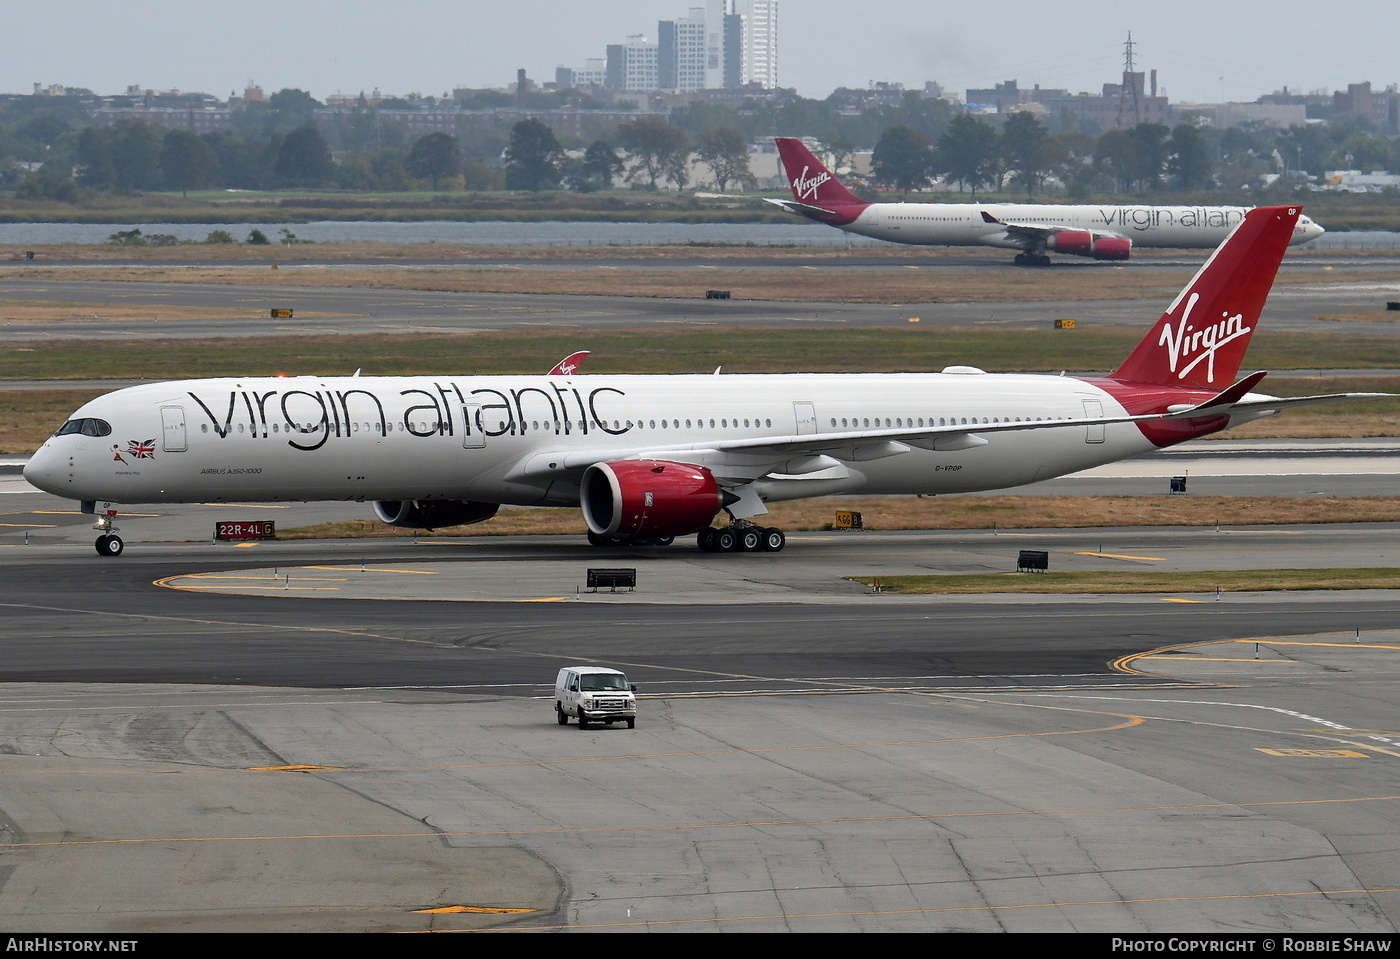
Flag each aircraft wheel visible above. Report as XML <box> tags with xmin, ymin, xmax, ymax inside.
<box><xmin>96</xmin><ymin>535</ymin><xmax>124</xmax><ymax>557</ymax></box>
<box><xmin>1013</xmin><ymin>253</ymin><xmax>1027</xmax><ymax>266</ymax></box>
<box><xmin>739</xmin><ymin>528</ymin><xmax>762</xmax><ymax>551</ymax></box>
<box><xmin>760</xmin><ymin>528</ymin><xmax>786</xmax><ymax>552</ymax></box>
<box><xmin>557</xmin><ymin>702</ymin><xmax>567</xmax><ymax>725</ymax></box>
<box><xmin>697</xmin><ymin>528</ymin><xmax>718</xmax><ymax>552</ymax></box>
<box><xmin>714</xmin><ymin>528</ymin><xmax>739</xmax><ymax>552</ymax></box>
<box><xmin>1037</xmin><ymin>254</ymin><xmax>1052</xmax><ymax>266</ymax></box>
<box><xmin>650</xmin><ymin>535</ymin><xmax>674</xmax><ymax>547</ymax></box>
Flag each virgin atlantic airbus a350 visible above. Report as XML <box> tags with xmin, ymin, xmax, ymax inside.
<box><xmin>25</xmin><ymin>207</ymin><xmax>1374</xmax><ymax>557</ymax></box>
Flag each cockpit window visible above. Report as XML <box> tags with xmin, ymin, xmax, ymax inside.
<box><xmin>55</xmin><ymin>418</ymin><xmax>112</xmax><ymax>438</ymax></box>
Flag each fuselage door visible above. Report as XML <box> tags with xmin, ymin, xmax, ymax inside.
<box><xmin>1082</xmin><ymin>399</ymin><xmax>1105</xmax><ymax>444</ymax></box>
<box><xmin>461</xmin><ymin>404</ymin><xmax>485</xmax><ymax>448</ymax></box>
<box><xmin>793</xmin><ymin>401</ymin><xmax>817</xmax><ymax>435</ymax></box>
<box><xmin>160</xmin><ymin>405</ymin><xmax>187</xmax><ymax>452</ymax></box>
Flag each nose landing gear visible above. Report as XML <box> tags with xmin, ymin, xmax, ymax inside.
<box><xmin>93</xmin><ymin>511</ymin><xmax>124</xmax><ymax>557</ymax></box>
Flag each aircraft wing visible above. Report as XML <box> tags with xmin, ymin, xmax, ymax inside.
<box><xmin>980</xmin><ymin>210</ymin><xmax>1125</xmax><ymax>242</ymax></box>
<box><xmin>1227</xmin><ymin>392</ymin><xmax>1392</xmax><ymax>413</ymax></box>
<box><xmin>508</xmin><ymin>373</ymin><xmax>1384</xmax><ymax>486</ymax></box>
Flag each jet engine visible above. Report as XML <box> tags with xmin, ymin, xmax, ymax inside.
<box><xmin>372</xmin><ymin>499</ymin><xmax>500</xmax><ymax>529</ymax></box>
<box><xmin>1047</xmin><ymin>231</ymin><xmax>1132</xmax><ymax>260</ymax></box>
<box><xmin>580</xmin><ymin>459</ymin><xmax>726</xmax><ymax>539</ymax></box>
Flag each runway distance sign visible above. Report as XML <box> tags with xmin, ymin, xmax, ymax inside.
<box><xmin>215</xmin><ymin>520</ymin><xmax>276</xmax><ymax>540</ymax></box>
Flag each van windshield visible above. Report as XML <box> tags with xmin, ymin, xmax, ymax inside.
<box><xmin>581</xmin><ymin>673</ymin><xmax>629</xmax><ymax>691</ymax></box>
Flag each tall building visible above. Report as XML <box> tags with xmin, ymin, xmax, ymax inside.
<box><xmin>594</xmin><ymin>2</ymin><xmax>777</xmax><ymax>94</ymax></box>
<box><xmin>659</xmin><ymin>6</ymin><xmax>723</xmax><ymax>92</ymax></box>
<box><xmin>606</xmin><ymin>35</ymin><xmax>659</xmax><ymax>92</ymax></box>
<box><xmin>557</xmin><ymin>59</ymin><xmax>607</xmax><ymax>90</ymax></box>
<box><xmin>722</xmin><ymin>9</ymin><xmax>745</xmax><ymax>89</ymax></box>
<box><xmin>733</xmin><ymin>0</ymin><xmax>778</xmax><ymax>89</ymax></box>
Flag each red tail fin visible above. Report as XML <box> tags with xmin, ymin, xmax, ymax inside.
<box><xmin>774</xmin><ymin>138</ymin><xmax>867</xmax><ymax>208</ymax></box>
<box><xmin>1111</xmin><ymin>206</ymin><xmax>1301</xmax><ymax>388</ymax></box>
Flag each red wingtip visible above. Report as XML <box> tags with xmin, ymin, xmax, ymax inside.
<box><xmin>548</xmin><ymin>351</ymin><xmax>590</xmax><ymax>376</ymax></box>
<box><xmin>1110</xmin><ymin>206</ymin><xmax>1301</xmax><ymax>389</ymax></box>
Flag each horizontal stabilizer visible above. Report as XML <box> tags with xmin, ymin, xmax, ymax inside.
<box><xmin>1176</xmin><ymin>371</ymin><xmax>1269</xmax><ymax>414</ymax></box>
<box><xmin>762</xmin><ymin>197</ymin><xmax>845</xmax><ymax>219</ymax></box>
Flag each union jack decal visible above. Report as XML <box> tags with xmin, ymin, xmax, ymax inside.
<box><xmin>126</xmin><ymin>439</ymin><xmax>156</xmax><ymax>459</ymax></box>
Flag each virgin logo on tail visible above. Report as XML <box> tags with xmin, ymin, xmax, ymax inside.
<box><xmin>793</xmin><ymin>165</ymin><xmax>831</xmax><ymax>201</ymax></box>
<box><xmin>1109</xmin><ymin>206</ymin><xmax>1299</xmax><ymax>390</ymax></box>
<box><xmin>1158</xmin><ymin>293</ymin><xmax>1251</xmax><ymax>385</ymax></box>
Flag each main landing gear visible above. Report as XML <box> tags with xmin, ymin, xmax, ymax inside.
<box><xmin>93</xmin><ymin>511</ymin><xmax>124</xmax><ymax>557</ymax></box>
<box><xmin>697</xmin><ymin>522</ymin><xmax>785</xmax><ymax>553</ymax></box>
<box><xmin>585</xmin><ymin>520</ymin><xmax>786</xmax><ymax>554</ymax></box>
<box><xmin>1013</xmin><ymin>252</ymin><xmax>1052</xmax><ymax>267</ymax></box>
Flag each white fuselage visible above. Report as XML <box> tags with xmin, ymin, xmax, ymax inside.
<box><xmin>840</xmin><ymin>203</ymin><xmax>1321</xmax><ymax>249</ymax></box>
<box><xmin>25</xmin><ymin>372</ymin><xmax>1202</xmax><ymax>512</ymax></box>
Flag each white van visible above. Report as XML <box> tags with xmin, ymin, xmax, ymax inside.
<box><xmin>555</xmin><ymin>665</ymin><xmax>637</xmax><ymax>729</ymax></box>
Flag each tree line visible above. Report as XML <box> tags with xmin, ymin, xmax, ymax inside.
<box><xmin>1</xmin><ymin>86</ymin><xmax>1396</xmax><ymax>201</ymax></box>
<box><xmin>870</xmin><ymin>111</ymin><xmax>1398</xmax><ymax>197</ymax></box>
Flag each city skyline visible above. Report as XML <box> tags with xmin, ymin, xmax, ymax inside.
<box><xmin>4</xmin><ymin>1</ymin><xmax>1398</xmax><ymax>108</ymax></box>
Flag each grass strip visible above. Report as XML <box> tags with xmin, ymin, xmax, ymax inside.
<box><xmin>847</xmin><ymin>568</ymin><xmax>1400</xmax><ymax>594</ymax></box>
<box><xmin>3</xmin><ymin>327</ymin><xmax>1400</xmax><ymax>379</ymax></box>
<box><xmin>15</xmin><ymin>260</ymin><xmax>1396</xmax><ymax>306</ymax></box>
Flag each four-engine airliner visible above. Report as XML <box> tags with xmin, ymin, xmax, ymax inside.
<box><xmin>769</xmin><ymin>137</ymin><xmax>1325</xmax><ymax>265</ymax></box>
<box><xmin>25</xmin><ymin>207</ymin><xmax>1374</xmax><ymax>557</ymax></box>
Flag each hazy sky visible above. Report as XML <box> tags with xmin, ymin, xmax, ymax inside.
<box><xmin>4</xmin><ymin>1</ymin><xmax>1396</xmax><ymax>106</ymax></box>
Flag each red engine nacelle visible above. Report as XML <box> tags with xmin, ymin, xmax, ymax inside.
<box><xmin>372</xmin><ymin>499</ymin><xmax>500</xmax><ymax>529</ymax></box>
<box><xmin>581</xmin><ymin>459</ymin><xmax>724</xmax><ymax>539</ymax></box>
<box><xmin>1092</xmin><ymin>236</ymin><xmax>1132</xmax><ymax>260</ymax></box>
<box><xmin>1047</xmin><ymin>229</ymin><xmax>1094</xmax><ymax>256</ymax></box>
<box><xmin>1047</xmin><ymin>231</ymin><xmax>1132</xmax><ymax>260</ymax></box>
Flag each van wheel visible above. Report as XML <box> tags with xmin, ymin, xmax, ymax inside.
<box><xmin>627</xmin><ymin>718</ymin><xmax>636</xmax><ymax>729</ymax></box>
<box><xmin>577</xmin><ymin>713</ymin><xmax>588</xmax><ymax>730</ymax></box>
<box><xmin>556</xmin><ymin>702</ymin><xmax>567</xmax><ymax>725</ymax></box>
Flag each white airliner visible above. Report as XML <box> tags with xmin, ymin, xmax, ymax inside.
<box><xmin>25</xmin><ymin>207</ymin><xmax>1375</xmax><ymax>557</ymax></box>
<box><xmin>768</xmin><ymin>137</ymin><xmax>1325</xmax><ymax>265</ymax></box>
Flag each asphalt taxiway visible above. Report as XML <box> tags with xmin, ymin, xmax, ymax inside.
<box><xmin>2</xmin><ymin>258</ymin><xmax>1400</xmax><ymax>342</ymax></box>
<box><xmin>1</xmin><ymin>467</ymin><xmax>1399</xmax><ymax>931</ymax></box>
<box><xmin>0</xmin><ymin>263</ymin><xmax>1398</xmax><ymax>931</ymax></box>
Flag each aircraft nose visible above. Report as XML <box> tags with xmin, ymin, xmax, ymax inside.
<box><xmin>1301</xmin><ymin>217</ymin><xmax>1325</xmax><ymax>241</ymax></box>
<box><xmin>23</xmin><ymin>444</ymin><xmax>68</xmax><ymax>496</ymax></box>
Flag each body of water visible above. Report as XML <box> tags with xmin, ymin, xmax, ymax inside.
<box><xmin>0</xmin><ymin>221</ymin><xmax>880</xmax><ymax>247</ymax></box>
